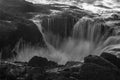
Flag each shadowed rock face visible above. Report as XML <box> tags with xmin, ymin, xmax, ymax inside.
<box><xmin>1</xmin><ymin>53</ymin><xmax>120</xmax><ymax>80</ymax></box>
<box><xmin>41</xmin><ymin>12</ymin><xmax>79</xmax><ymax>38</ymax></box>
<box><xmin>78</xmin><ymin>63</ymin><xmax>120</xmax><ymax>80</ymax></box>
<box><xmin>0</xmin><ymin>0</ymin><xmax>52</xmax><ymax>19</ymax></box>
<box><xmin>0</xmin><ymin>10</ymin><xmax>46</xmax><ymax>59</ymax></box>
<box><xmin>84</xmin><ymin>55</ymin><xmax>118</xmax><ymax>69</ymax></box>
<box><xmin>41</xmin><ymin>12</ymin><xmax>79</xmax><ymax>48</ymax></box>
<box><xmin>0</xmin><ymin>0</ymin><xmax>36</xmax><ymax>18</ymax></box>
<box><xmin>41</xmin><ymin>9</ymin><xmax>95</xmax><ymax>38</ymax></box>
<box><xmin>100</xmin><ymin>52</ymin><xmax>120</xmax><ymax>68</ymax></box>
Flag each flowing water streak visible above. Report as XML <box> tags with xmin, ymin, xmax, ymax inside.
<box><xmin>15</xmin><ymin>16</ymin><xmax>120</xmax><ymax>64</ymax></box>
<box><xmin>15</xmin><ymin>17</ymin><xmax>120</xmax><ymax>64</ymax></box>
<box><xmin>32</xmin><ymin>20</ymin><xmax>69</xmax><ymax>64</ymax></box>
<box><xmin>14</xmin><ymin>0</ymin><xmax>120</xmax><ymax>64</ymax></box>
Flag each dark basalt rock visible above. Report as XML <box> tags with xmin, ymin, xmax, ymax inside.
<box><xmin>79</xmin><ymin>63</ymin><xmax>120</xmax><ymax>80</ymax></box>
<box><xmin>0</xmin><ymin>10</ymin><xmax>46</xmax><ymax>59</ymax></box>
<box><xmin>100</xmin><ymin>52</ymin><xmax>120</xmax><ymax>68</ymax></box>
<box><xmin>1</xmin><ymin>53</ymin><xmax>120</xmax><ymax>80</ymax></box>
<box><xmin>84</xmin><ymin>55</ymin><xmax>118</xmax><ymax>69</ymax></box>
<box><xmin>41</xmin><ymin>12</ymin><xmax>79</xmax><ymax>38</ymax></box>
<box><xmin>0</xmin><ymin>61</ymin><xmax>27</xmax><ymax>80</ymax></box>
<box><xmin>25</xmin><ymin>67</ymin><xmax>45</xmax><ymax>80</ymax></box>
<box><xmin>28</xmin><ymin>56</ymin><xmax>58</xmax><ymax>69</ymax></box>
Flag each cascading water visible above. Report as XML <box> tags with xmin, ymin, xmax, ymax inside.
<box><xmin>15</xmin><ymin>16</ymin><xmax>120</xmax><ymax>64</ymax></box>
<box><xmin>14</xmin><ymin>0</ymin><xmax>120</xmax><ymax>64</ymax></box>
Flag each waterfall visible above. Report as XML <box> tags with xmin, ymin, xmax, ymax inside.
<box><xmin>14</xmin><ymin>16</ymin><xmax>120</xmax><ymax>64</ymax></box>
<box><xmin>72</xmin><ymin>16</ymin><xmax>120</xmax><ymax>55</ymax></box>
<box><xmin>73</xmin><ymin>17</ymin><xmax>115</xmax><ymax>44</ymax></box>
<box><xmin>13</xmin><ymin>13</ymin><xmax>120</xmax><ymax>65</ymax></box>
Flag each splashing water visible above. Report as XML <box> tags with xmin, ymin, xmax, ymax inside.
<box><xmin>15</xmin><ymin>16</ymin><xmax>120</xmax><ymax>64</ymax></box>
<box><xmin>14</xmin><ymin>0</ymin><xmax>120</xmax><ymax>64</ymax></box>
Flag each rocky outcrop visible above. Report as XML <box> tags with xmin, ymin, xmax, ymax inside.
<box><xmin>28</xmin><ymin>56</ymin><xmax>58</xmax><ymax>69</ymax></box>
<box><xmin>0</xmin><ymin>10</ymin><xmax>46</xmax><ymax>59</ymax></box>
<box><xmin>1</xmin><ymin>53</ymin><xmax>120</xmax><ymax>80</ymax></box>
<box><xmin>101</xmin><ymin>52</ymin><xmax>120</xmax><ymax>68</ymax></box>
<box><xmin>84</xmin><ymin>55</ymin><xmax>118</xmax><ymax>69</ymax></box>
<box><xmin>78</xmin><ymin>63</ymin><xmax>120</xmax><ymax>80</ymax></box>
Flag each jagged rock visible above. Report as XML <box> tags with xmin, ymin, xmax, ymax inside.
<box><xmin>45</xmin><ymin>59</ymin><xmax>120</xmax><ymax>80</ymax></box>
<box><xmin>28</xmin><ymin>56</ymin><xmax>58</xmax><ymax>69</ymax></box>
<box><xmin>78</xmin><ymin>63</ymin><xmax>120</xmax><ymax>80</ymax></box>
<box><xmin>73</xmin><ymin>17</ymin><xmax>115</xmax><ymax>43</ymax></box>
<box><xmin>84</xmin><ymin>55</ymin><xmax>118</xmax><ymax>69</ymax></box>
<box><xmin>100</xmin><ymin>52</ymin><xmax>120</xmax><ymax>68</ymax></box>
<box><xmin>0</xmin><ymin>61</ymin><xmax>27</xmax><ymax>80</ymax></box>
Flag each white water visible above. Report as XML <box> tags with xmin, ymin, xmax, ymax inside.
<box><xmin>26</xmin><ymin>0</ymin><xmax>120</xmax><ymax>14</ymax></box>
<box><xmin>14</xmin><ymin>0</ymin><xmax>120</xmax><ymax>64</ymax></box>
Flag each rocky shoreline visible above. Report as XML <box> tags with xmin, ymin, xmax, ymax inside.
<box><xmin>0</xmin><ymin>0</ymin><xmax>120</xmax><ymax>80</ymax></box>
<box><xmin>1</xmin><ymin>52</ymin><xmax>120</xmax><ymax>80</ymax></box>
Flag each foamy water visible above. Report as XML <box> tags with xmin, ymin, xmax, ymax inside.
<box><xmin>26</xmin><ymin>0</ymin><xmax>120</xmax><ymax>14</ymax></box>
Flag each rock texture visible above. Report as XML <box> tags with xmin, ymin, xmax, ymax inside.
<box><xmin>0</xmin><ymin>3</ymin><xmax>46</xmax><ymax>59</ymax></box>
<box><xmin>1</xmin><ymin>53</ymin><xmax>120</xmax><ymax>80</ymax></box>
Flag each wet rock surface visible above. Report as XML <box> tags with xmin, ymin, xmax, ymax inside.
<box><xmin>0</xmin><ymin>11</ymin><xmax>46</xmax><ymax>59</ymax></box>
<box><xmin>1</xmin><ymin>52</ymin><xmax>120</xmax><ymax>80</ymax></box>
<box><xmin>28</xmin><ymin>56</ymin><xmax>58</xmax><ymax>69</ymax></box>
<box><xmin>0</xmin><ymin>0</ymin><xmax>120</xmax><ymax>80</ymax></box>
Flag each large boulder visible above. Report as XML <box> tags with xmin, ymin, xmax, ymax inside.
<box><xmin>100</xmin><ymin>52</ymin><xmax>120</xmax><ymax>68</ymax></box>
<box><xmin>28</xmin><ymin>56</ymin><xmax>58</xmax><ymax>69</ymax></box>
<box><xmin>78</xmin><ymin>63</ymin><xmax>120</xmax><ymax>80</ymax></box>
<box><xmin>84</xmin><ymin>55</ymin><xmax>118</xmax><ymax>69</ymax></box>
